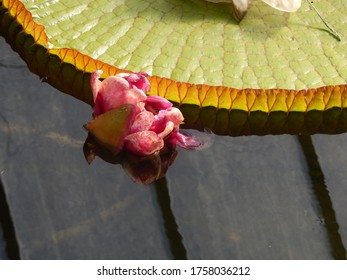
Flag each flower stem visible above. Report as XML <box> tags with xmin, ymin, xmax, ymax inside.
<box><xmin>306</xmin><ymin>0</ymin><xmax>341</xmax><ymax>41</ymax></box>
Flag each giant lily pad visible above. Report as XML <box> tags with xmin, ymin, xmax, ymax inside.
<box><xmin>1</xmin><ymin>0</ymin><xmax>347</xmax><ymax>135</ymax></box>
<box><xmin>20</xmin><ymin>0</ymin><xmax>347</xmax><ymax>88</ymax></box>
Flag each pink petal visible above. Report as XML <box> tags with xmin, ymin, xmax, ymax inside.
<box><xmin>93</xmin><ymin>78</ymin><xmax>147</xmax><ymax>116</ymax></box>
<box><xmin>174</xmin><ymin>132</ymin><xmax>203</xmax><ymax>149</ymax></box>
<box><xmin>93</xmin><ymin>76</ymin><xmax>130</xmax><ymax>116</ymax></box>
<box><xmin>117</xmin><ymin>72</ymin><xmax>151</xmax><ymax>92</ymax></box>
<box><xmin>90</xmin><ymin>70</ymin><xmax>103</xmax><ymax>102</ymax></box>
<box><xmin>150</xmin><ymin>107</ymin><xmax>184</xmax><ymax>134</ymax></box>
<box><xmin>130</xmin><ymin>111</ymin><xmax>155</xmax><ymax>133</ymax></box>
<box><xmin>157</xmin><ymin>121</ymin><xmax>174</xmax><ymax>139</ymax></box>
<box><xmin>145</xmin><ymin>95</ymin><xmax>173</xmax><ymax>112</ymax></box>
<box><xmin>159</xmin><ymin>107</ymin><xmax>184</xmax><ymax>127</ymax></box>
<box><xmin>125</xmin><ymin>131</ymin><xmax>164</xmax><ymax>156</ymax></box>
<box><xmin>169</xmin><ymin>129</ymin><xmax>214</xmax><ymax>150</ymax></box>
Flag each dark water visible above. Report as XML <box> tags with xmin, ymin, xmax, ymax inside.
<box><xmin>0</xmin><ymin>37</ymin><xmax>346</xmax><ymax>259</ymax></box>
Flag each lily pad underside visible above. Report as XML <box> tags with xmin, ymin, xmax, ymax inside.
<box><xmin>1</xmin><ymin>0</ymin><xmax>347</xmax><ymax>135</ymax></box>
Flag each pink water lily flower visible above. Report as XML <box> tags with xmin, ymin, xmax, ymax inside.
<box><xmin>89</xmin><ymin>70</ymin><xmax>202</xmax><ymax>156</ymax></box>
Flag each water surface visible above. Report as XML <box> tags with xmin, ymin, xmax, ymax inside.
<box><xmin>0</xmin><ymin>37</ymin><xmax>346</xmax><ymax>259</ymax></box>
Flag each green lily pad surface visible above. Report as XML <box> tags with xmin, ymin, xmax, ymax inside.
<box><xmin>23</xmin><ymin>0</ymin><xmax>347</xmax><ymax>89</ymax></box>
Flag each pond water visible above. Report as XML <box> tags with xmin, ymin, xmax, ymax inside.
<box><xmin>0</xmin><ymin>36</ymin><xmax>346</xmax><ymax>259</ymax></box>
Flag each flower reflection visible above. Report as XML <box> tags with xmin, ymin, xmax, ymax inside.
<box><xmin>83</xmin><ymin>134</ymin><xmax>177</xmax><ymax>185</ymax></box>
